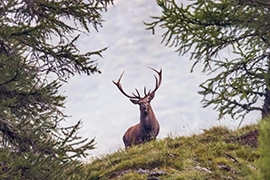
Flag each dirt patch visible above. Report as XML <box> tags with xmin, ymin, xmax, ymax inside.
<box><xmin>237</xmin><ymin>129</ymin><xmax>258</xmax><ymax>148</ymax></box>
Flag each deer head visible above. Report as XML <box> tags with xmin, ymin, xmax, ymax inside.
<box><xmin>113</xmin><ymin>67</ymin><xmax>162</xmax><ymax>148</ymax></box>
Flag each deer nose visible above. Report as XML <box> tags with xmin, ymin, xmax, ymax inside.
<box><xmin>141</xmin><ymin>103</ymin><xmax>148</xmax><ymax>111</ymax></box>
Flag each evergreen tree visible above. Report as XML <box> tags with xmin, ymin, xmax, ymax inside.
<box><xmin>0</xmin><ymin>0</ymin><xmax>112</xmax><ymax>179</ymax></box>
<box><xmin>250</xmin><ymin>117</ymin><xmax>270</xmax><ymax>179</ymax></box>
<box><xmin>146</xmin><ymin>0</ymin><xmax>270</xmax><ymax>123</ymax></box>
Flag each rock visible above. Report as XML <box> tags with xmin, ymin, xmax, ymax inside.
<box><xmin>116</xmin><ymin>167</ymin><xmax>166</xmax><ymax>179</ymax></box>
<box><xmin>218</xmin><ymin>164</ymin><xmax>231</xmax><ymax>171</ymax></box>
<box><xmin>195</xmin><ymin>165</ymin><xmax>211</xmax><ymax>173</ymax></box>
<box><xmin>135</xmin><ymin>168</ymin><xmax>150</xmax><ymax>174</ymax></box>
<box><xmin>150</xmin><ymin>168</ymin><xmax>167</xmax><ymax>176</ymax></box>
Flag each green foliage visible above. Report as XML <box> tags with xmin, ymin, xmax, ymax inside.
<box><xmin>250</xmin><ymin>117</ymin><xmax>270</xmax><ymax>179</ymax></box>
<box><xmin>85</xmin><ymin>125</ymin><xmax>258</xmax><ymax>179</ymax></box>
<box><xmin>0</xmin><ymin>0</ymin><xmax>113</xmax><ymax>79</ymax></box>
<box><xmin>146</xmin><ymin>0</ymin><xmax>270</xmax><ymax>121</ymax></box>
<box><xmin>0</xmin><ymin>0</ymin><xmax>113</xmax><ymax>179</ymax></box>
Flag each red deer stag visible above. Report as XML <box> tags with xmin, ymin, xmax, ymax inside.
<box><xmin>113</xmin><ymin>67</ymin><xmax>162</xmax><ymax>148</ymax></box>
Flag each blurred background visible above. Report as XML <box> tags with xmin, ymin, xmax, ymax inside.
<box><xmin>60</xmin><ymin>0</ymin><xmax>260</xmax><ymax>158</ymax></box>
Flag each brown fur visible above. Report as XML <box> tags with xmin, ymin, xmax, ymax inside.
<box><xmin>113</xmin><ymin>67</ymin><xmax>162</xmax><ymax>148</ymax></box>
<box><xmin>123</xmin><ymin>96</ymin><xmax>160</xmax><ymax>148</ymax></box>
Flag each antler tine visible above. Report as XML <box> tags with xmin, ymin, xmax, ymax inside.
<box><xmin>148</xmin><ymin>67</ymin><xmax>162</xmax><ymax>94</ymax></box>
<box><xmin>112</xmin><ymin>71</ymin><xmax>139</xmax><ymax>99</ymax></box>
<box><xmin>132</xmin><ymin>88</ymin><xmax>141</xmax><ymax>98</ymax></box>
<box><xmin>144</xmin><ymin>86</ymin><xmax>147</xmax><ymax>96</ymax></box>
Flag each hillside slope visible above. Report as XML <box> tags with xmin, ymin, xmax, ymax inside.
<box><xmin>85</xmin><ymin>125</ymin><xmax>258</xmax><ymax>180</ymax></box>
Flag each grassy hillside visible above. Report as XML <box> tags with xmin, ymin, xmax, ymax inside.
<box><xmin>84</xmin><ymin>124</ymin><xmax>258</xmax><ymax>180</ymax></box>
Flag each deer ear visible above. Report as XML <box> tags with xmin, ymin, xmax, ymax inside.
<box><xmin>130</xmin><ymin>99</ymin><xmax>139</xmax><ymax>104</ymax></box>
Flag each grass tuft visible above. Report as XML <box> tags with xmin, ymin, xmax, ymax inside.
<box><xmin>85</xmin><ymin>124</ymin><xmax>258</xmax><ymax>179</ymax></box>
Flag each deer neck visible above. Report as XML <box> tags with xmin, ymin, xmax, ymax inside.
<box><xmin>140</xmin><ymin>106</ymin><xmax>156</xmax><ymax>129</ymax></box>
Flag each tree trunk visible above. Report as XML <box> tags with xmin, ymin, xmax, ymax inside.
<box><xmin>262</xmin><ymin>58</ymin><xmax>270</xmax><ymax>118</ymax></box>
<box><xmin>262</xmin><ymin>88</ymin><xmax>270</xmax><ymax>118</ymax></box>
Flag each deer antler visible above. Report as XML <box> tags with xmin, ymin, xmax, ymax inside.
<box><xmin>148</xmin><ymin>67</ymin><xmax>162</xmax><ymax>95</ymax></box>
<box><xmin>112</xmin><ymin>71</ymin><xmax>140</xmax><ymax>99</ymax></box>
<box><xmin>113</xmin><ymin>67</ymin><xmax>162</xmax><ymax>99</ymax></box>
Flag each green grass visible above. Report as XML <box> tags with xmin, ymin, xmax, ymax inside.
<box><xmin>84</xmin><ymin>124</ymin><xmax>258</xmax><ymax>179</ymax></box>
